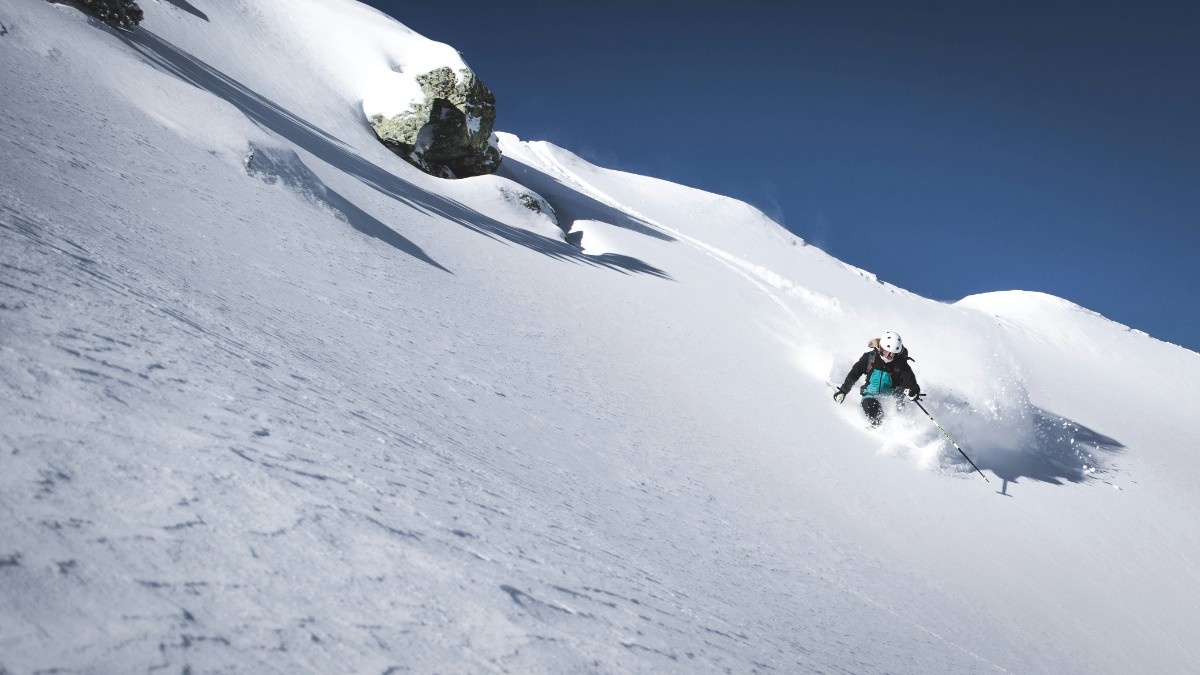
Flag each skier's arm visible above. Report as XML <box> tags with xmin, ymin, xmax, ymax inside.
<box><xmin>838</xmin><ymin>353</ymin><xmax>869</xmax><ymax>394</ymax></box>
<box><xmin>898</xmin><ymin>363</ymin><xmax>920</xmax><ymax>396</ymax></box>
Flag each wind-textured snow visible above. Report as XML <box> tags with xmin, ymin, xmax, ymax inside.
<box><xmin>2</xmin><ymin>1</ymin><xmax>1199</xmax><ymax>673</ymax></box>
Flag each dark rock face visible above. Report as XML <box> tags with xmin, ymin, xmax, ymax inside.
<box><xmin>78</xmin><ymin>0</ymin><xmax>144</xmax><ymax>28</ymax></box>
<box><xmin>369</xmin><ymin>66</ymin><xmax>501</xmax><ymax>179</ymax></box>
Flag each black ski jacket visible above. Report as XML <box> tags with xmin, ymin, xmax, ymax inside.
<box><xmin>838</xmin><ymin>348</ymin><xmax>920</xmax><ymax>397</ymax></box>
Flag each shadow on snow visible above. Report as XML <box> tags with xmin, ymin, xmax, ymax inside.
<box><xmin>948</xmin><ymin>405</ymin><xmax>1125</xmax><ymax>489</ymax></box>
<box><xmin>159</xmin><ymin>0</ymin><xmax>208</xmax><ymax>21</ymax></box>
<box><xmin>244</xmin><ymin>144</ymin><xmax>451</xmax><ymax>273</ymax></box>
<box><xmin>497</xmin><ymin>155</ymin><xmax>676</xmax><ymax>244</ymax></box>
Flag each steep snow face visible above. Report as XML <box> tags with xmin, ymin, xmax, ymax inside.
<box><xmin>3</xmin><ymin>1</ymin><xmax>1200</xmax><ymax>673</ymax></box>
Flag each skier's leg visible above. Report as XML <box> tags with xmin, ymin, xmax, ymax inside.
<box><xmin>861</xmin><ymin>397</ymin><xmax>883</xmax><ymax>426</ymax></box>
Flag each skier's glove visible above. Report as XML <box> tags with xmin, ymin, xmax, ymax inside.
<box><xmin>905</xmin><ymin>389</ymin><xmax>925</xmax><ymax>402</ymax></box>
<box><xmin>833</xmin><ymin>390</ymin><xmax>846</xmax><ymax>404</ymax></box>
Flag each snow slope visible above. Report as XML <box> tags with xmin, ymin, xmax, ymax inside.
<box><xmin>2</xmin><ymin>1</ymin><xmax>1199</xmax><ymax>672</ymax></box>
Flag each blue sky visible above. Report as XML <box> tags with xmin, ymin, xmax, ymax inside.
<box><xmin>363</xmin><ymin>1</ymin><xmax>1200</xmax><ymax>353</ymax></box>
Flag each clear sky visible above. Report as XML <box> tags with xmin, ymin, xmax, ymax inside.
<box><xmin>362</xmin><ymin>1</ymin><xmax>1200</xmax><ymax>353</ymax></box>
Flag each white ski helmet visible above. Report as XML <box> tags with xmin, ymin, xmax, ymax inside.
<box><xmin>879</xmin><ymin>331</ymin><xmax>903</xmax><ymax>354</ymax></box>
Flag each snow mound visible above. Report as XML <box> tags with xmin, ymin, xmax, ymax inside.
<box><xmin>246</xmin><ymin>0</ymin><xmax>472</xmax><ymax>120</ymax></box>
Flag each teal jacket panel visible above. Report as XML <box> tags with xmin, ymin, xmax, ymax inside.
<box><xmin>862</xmin><ymin>368</ymin><xmax>894</xmax><ymax>397</ymax></box>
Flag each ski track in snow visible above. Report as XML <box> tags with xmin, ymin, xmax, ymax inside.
<box><xmin>519</xmin><ymin>140</ymin><xmax>838</xmax><ymax>328</ymax></box>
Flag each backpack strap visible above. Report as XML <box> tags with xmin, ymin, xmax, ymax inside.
<box><xmin>860</xmin><ymin>351</ymin><xmax>877</xmax><ymax>394</ymax></box>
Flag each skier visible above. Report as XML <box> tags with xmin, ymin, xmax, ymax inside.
<box><xmin>832</xmin><ymin>331</ymin><xmax>922</xmax><ymax>426</ymax></box>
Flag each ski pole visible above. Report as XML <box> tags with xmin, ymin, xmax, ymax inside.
<box><xmin>912</xmin><ymin>399</ymin><xmax>989</xmax><ymax>482</ymax></box>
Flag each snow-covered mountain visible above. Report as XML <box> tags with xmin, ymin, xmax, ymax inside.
<box><xmin>3</xmin><ymin>1</ymin><xmax>1199</xmax><ymax>672</ymax></box>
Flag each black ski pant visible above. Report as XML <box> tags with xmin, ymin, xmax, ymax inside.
<box><xmin>862</xmin><ymin>397</ymin><xmax>884</xmax><ymax>426</ymax></box>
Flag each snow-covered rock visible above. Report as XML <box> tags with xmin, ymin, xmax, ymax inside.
<box><xmin>368</xmin><ymin>65</ymin><xmax>501</xmax><ymax>178</ymax></box>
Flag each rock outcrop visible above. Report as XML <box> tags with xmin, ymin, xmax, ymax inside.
<box><xmin>78</xmin><ymin>0</ymin><xmax>144</xmax><ymax>28</ymax></box>
<box><xmin>369</xmin><ymin>66</ymin><xmax>501</xmax><ymax>179</ymax></box>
